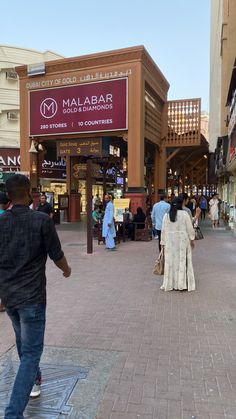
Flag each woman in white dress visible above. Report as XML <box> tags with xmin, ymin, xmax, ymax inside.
<box><xmin>160</xmin><ymin>197</ymin><xmax>196</xmax><ymax>292</ymax></box>
<box><xmin>209</xmin><ymin>194</ymin><xmax>219</xmax><ymax>227</ymax></box>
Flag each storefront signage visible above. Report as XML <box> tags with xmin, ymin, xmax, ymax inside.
<box><xmin>228</xmin><ymin>108</ymin><xmax>236</xmax><ymax>137</ymax></box>
<box><xmin>39</xmin><ymin>159</ymin><xmax>66</xmax><ymax>179</ymax></box>
<box><xmin>79</xmin><ymin>69</ymin><xmax>131</xmax><ymax>83</ymax></box>
<box><xmin>229</xmin><ymin>147</ymin><xmax>235</xmax><ymax>160</ymax></box>
<box><xmin>72</xmin><ymin>163</ymin><xmax>102</xmax><ymax>180</ymax></box>
<box><xmin>228</xmin><ymin>94</ymin><xmax>236</xmax><ymax>137</ymax></box>
<box><xmin>0</xmin><ymin>148</ymin><xmax>20</xmax><ymax>171</ymax></box>
<box><xmin>26</xmin><ymin>69</ymin><xmax>132</xmax><ymax>90</ymax></box>
<box><xmin>114</xmin><ymin>198</ymin><xmax>130</xmax><ymax>222</ymax></box>
<box><xmin>58</xmin><ymin>139</ymin><xmax>103</xmax><ymax>157</ymax></box>
<box><xmin>29</xmin><ymin>78</ymin><xmax>128</xmax><ymax>136</ymax></box>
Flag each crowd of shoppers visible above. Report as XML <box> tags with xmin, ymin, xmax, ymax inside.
<box><xmin>151</xmin><ymin>191</ymin><xmax>223</xmax><ymax>293</ymax></box>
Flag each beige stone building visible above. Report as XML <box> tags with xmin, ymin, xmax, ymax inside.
<box><xmin>201</xmin><ymin>112</ymin><xmax>209</xmax><ymax>142</ymax></box>
<box><xmin>0</xmin><ymin>45</ymin><xmax>62</xmax><ymax>184</ymax></box>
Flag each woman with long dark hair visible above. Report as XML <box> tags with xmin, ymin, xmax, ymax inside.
<box><xmin>160</xmin><ymin>197</ymin><xmax>196</xmax><ymax>291</ymax></box>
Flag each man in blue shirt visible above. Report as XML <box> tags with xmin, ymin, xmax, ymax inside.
<box><xmin>151</xmin><ymin>195</ymin><xmax>170</xmax><ymax>251</ymax></box>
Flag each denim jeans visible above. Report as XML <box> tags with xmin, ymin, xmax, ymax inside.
<box><xmin>5</xmin><ymin>303</ymin><xmax>46</xmax><ymax>419</ymax></box>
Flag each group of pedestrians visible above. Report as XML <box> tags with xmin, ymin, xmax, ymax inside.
<box><xmin>93</xmin><ymin>195</ymin><xmax>148</xmax><ymax>249</ymax></box>
<box><xmin>151</xmin><ymin>191</ymin><xmax>222</xmax><ymax>292</ymax></box>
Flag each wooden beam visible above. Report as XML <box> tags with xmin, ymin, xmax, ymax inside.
<box><xmin>166</xmin><ymin>148</ymin><xmax>180</xmax><ymax>163</ymax></box>
<box><xmin>177</xmin><ymin>150</ymin><xmax>200</xmax><ymax>167</ymax></box>
<box><xmin>189</xmin><ymin>156</ymin><xmax>205</xmax><ymax>171</ymax></box>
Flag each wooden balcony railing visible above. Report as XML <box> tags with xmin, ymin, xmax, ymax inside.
<box><xmin>165</xmin><ymin>98</ymin><xmax>201</xmax><ymax>147</ymax></box>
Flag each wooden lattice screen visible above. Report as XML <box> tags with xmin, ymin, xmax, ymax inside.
<box><xmin>144</xmin><ymin>86</ymin><xmax>162</xmax><ymax>144</ymax></box>
<box><xmin>165</xmin><ymin>98</ymin><xmax>201</xmax><ymax>147</ymax></box>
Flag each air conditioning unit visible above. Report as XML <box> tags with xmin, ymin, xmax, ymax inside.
<box><xmin>6</xmin><ymin>70</ymin><xmax>18</xmax><ymax>80</ymax></box>
<box><xmin>7</xmin><ymin>112</ymin><xmax>18</xmax><ymax>121</ymax></box>
<box><xmin>27</xmin><ymin>62</ymin><xmax>45</xmax><ymax>76</ymax></box>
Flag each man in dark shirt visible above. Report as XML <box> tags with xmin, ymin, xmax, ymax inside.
<box><xmin>0</xmin><ymin>174</ymin><xmax>71</xmax><ymax>419</ymax></box>
<box><xmin>37</xmin><ymin>193</ymin><xmax>54</xmax><ymax>218</ymax></box>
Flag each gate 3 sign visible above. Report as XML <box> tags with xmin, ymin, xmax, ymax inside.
<box><xmin>29</xmin><ymin>78</ymin><xmax>128</xmax><ymax>136</ymax></box>
<box><xmin>58</xmin><ymin>139</ymin><xmax>103</xmax><ymax>157</ymax></box>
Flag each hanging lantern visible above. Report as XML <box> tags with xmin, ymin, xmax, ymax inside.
<box><xmin>29</xmin><ymin>140</ymin><xmax>38</xmax><ymax>153</ymax></box>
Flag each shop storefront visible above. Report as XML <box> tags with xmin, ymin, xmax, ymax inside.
<box><xmin>220</xmin><ymin>60</ymin><xmax>236</xmax><ymax>231</ymax></box>
<box><xmin>37</xmin><ymin>142</ymin><xmax>67</xmax><ymax>210</ymax></box>
<box><xmin>16</xmin><ymin>46</ymin><xmax>169</xmax><ymax>220</ymax></box>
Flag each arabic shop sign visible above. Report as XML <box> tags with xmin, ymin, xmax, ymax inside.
<box><xmin>57</xmin><ymin>138</ymin><xmax>103</xmax><ymax>157</ymax></box>
<box><xmin>39</xmin><ymin>159</ymin><xmax>66</xmax><ymax>179</ymax></box>
<box><xmin>29</xmin><ymin>78</ymin><xmax>128</xmax><ymax>136</ymax></box>
<box><xmin>0</xmin><ymin>148</ymin><xmax>20</xmax><ymax>171</ymax></box>
<box><xmin>25</xmin><ymin>69</ymin><xmax>132</xmax><ymax>90</ymax></box>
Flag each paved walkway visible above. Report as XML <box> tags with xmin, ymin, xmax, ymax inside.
<box><xmin>1</xmin><ymin>219</ymin><xmax>236</xmax><ymax>418</ymax></box>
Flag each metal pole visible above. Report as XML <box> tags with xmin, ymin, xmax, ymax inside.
<box><xmin>86</xmin><ymin>159</ymin><xmax>93</xmax><ymax>254</ymax></box>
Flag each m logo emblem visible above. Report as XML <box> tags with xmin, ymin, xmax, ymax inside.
<box><xmin>40</xmin><ymin>98</ymin><xmax>58</xmax><ymax>119</ymax></box>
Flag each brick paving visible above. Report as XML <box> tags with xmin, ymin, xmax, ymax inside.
<box><xmin>1</xmin><ymin>219</ymin><xmax>236</xmax><ymax>418</ymax></box>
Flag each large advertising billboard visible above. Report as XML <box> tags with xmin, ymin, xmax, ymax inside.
<box><xmin>29</xmin><ymin>78</ymin><xmax>128</xmax><ymax>136</ymax></box>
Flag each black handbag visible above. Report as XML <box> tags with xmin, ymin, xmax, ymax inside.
<box><xmin>195</xmin><ymin>226</ymin><xmax>204</xmax><ymax>240</ymax></box>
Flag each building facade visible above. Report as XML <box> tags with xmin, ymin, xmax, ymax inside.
<box><xmin>16</xmin><ymin>46</ymin><xmax>170</xmax><ymax>220</ymax></box>
<box><xmin>210</xmin><ymin>1</ymin><xmax>236</xmax><ymax>230</ymax></box>
<box><xmin>209</xmin><ymin>0</ymin><xmax>222</xmax><ymax>153</ymax></box>
<box><xmin>0</xmin><ymin>45</ymin><xmax>63</xmax><ymax>186</ymax></box>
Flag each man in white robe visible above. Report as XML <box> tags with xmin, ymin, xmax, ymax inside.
<box><xmin>102</xmin><ymin>194</ymin><xmax>116</xmax><ymax>250</ymax></box>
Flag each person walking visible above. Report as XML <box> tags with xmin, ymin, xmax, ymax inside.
<box><xmin>216</xmin><ymin>193</ymin><xmax>222</xmax><ymax>226</ymax></box>
<box><xmin>160</xmin><ymin>196</ymin><xmax>196</xmax><ymax>292</ymax></box>
<box><xmin>37</xmin><ymin>193</ymin><xmax>54</xmax><ymax>219</ymax></box>
<box><xmin>199</xmin><ymin>195</ymin><xmax>208</xmax><ymax>219</ymax></box>
<box><xmin>179</xmin><ymin>193</ymin><xmax>192</xmax><ymax>220</ymax></box>
<box><xmin>0</xmin><ymin>192</ymin><xmax>10</xmax><ymax>312</ymax></box>
<box><xmin>151</xmin><ymin>195</ymin><xmax>170</xmax><ymax>251</ymax></box>
<box><xmin>0</xmin><ymin>174</ymin><xmax>71</xmax><ymax>419</ymax></box>
<box><xmin>209</xmin><ymin>193</ymin><xmax>219</xmax><ymax>228</ymax></box>
<box><xmin>102</xmin><ymin>193</ymin><xmax>116</xmax><ymax>250</ymax></box>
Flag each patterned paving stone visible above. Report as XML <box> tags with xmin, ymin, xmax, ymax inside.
<box><xmin>0</xmin><ymin>361</ymin><xmax>88</xmax><ymax>418</ymax></box>
<box><xmin>0</xmin><ymin>346</ymin><xmax>119</xmax><ymax>418</ymax></box>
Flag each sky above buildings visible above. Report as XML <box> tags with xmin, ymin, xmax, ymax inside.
<box><xmin>1</xmin><ymin>0</ymin><xmax>210</xmax><ymax>111</ymax></box>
